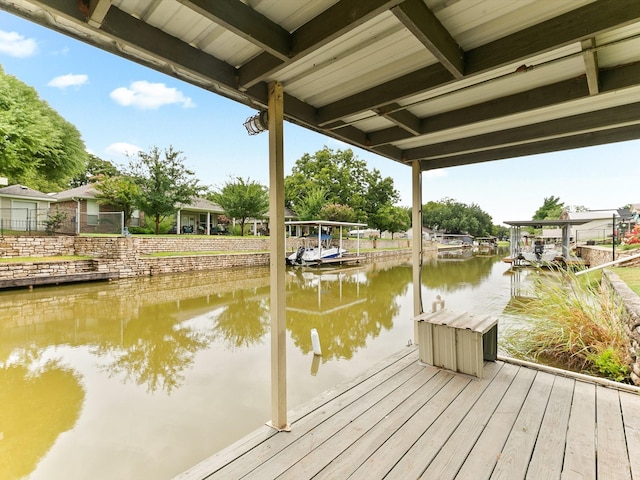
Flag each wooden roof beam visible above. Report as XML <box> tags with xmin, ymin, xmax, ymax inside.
<box><xmin>417</xmin><ymin>125</ymin><xmax>640</xmax><ymax>170</ymax></box>
<box><xmin>405</xmin><ymin>102</ymin><xmax>640</xmax><ymax>160</ymax></box>
<box><xmin>581</xmin><ymin>38</ymin><xmax>600</xmax><ymax>95</ymax></box>
<box><xmin>238</xmin><ymin>0</ymin><xmax>404</xmax><ymax>89</ymax></box>
<box><xmin>391</xmin><ymin>0</ymin><xmax>464</xmax><ymax>78</ymax></box>
<box><xmin>317</xmin><ymin>0</ymin><xmax>640</xmax><ymax>125</ymax></box>
<box><xmin>85</xmin><ymin>0</ymin><xmax>112</xmax><ymax>28</ymax></box>
<box><xmin>367</xmin><ymin>60</ymin><xmax>640</xmax><ymax>147</ymax></box>
<box><xmin>178</xmin><ymin>0</ymin><xmax>291</xmax><ymax>61</ymax></box>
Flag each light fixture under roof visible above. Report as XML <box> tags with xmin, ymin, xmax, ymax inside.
<box><xmin>243</xmin><ymin>111</ymin><xmax>268</xmax><ymax>135</ymax></box>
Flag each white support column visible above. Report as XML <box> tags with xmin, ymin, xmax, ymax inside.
<box><xmin>267</xmin><ymin>81</ymin><xmax>289</xmax><ymax>431</ymax></box>
<box><xmin>412</xmin><ymin>160</ymin><xmax>424</xmax><ymax>343</ymax></box>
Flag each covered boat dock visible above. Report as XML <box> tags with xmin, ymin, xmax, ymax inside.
<box><xmin>4</xmin><ymin>1</ymin><xmax>640</xmax><ymax>477</ymax></box>
<box><xmin>503</xmin><ymin>219</ymin><xmax>593</xmax><ymax>268</ymax></box>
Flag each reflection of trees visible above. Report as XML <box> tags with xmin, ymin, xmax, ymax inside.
<box><xmin>287</xmin><ymin>264</ymin><xmax>411</xmax><ymax>361</ymax></box>
<box><xmin>422</xmin><ymin>254</ymin><xmax>499</xmax><ymax>292</ymax></box>
<box><xmin>212</xmin><ymin>289</ymin><xmax>270</xmax><ymax>348</ymax></box>
<box><xmin>0</xmin><ymin>360</ymin><xmax>84</xmax><ymax>479</ymax></box>
<box><xmin>96</xmin><ymin>304</ymin><xmax>213</xmax><ymax>394</ymax></box>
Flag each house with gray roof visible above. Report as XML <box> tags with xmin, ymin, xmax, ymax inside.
<box><xmin>52</xmin><ymin>183</ymin><xmax>141</xmax><ymax>234</ymax></box>
<box><xmin>0</xmin><ymin>185</ymin><xmax>56</xmax><ymax>232</ymax></box>
<box><xmin>175</xmin><ymin>197</ymin><xmax>225</xmax><ymax>234</ymax></box>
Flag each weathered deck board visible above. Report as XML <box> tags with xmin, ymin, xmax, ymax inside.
<box><xmin>311</xmin><ymin>370</ymin><xmax>455</xmax><ymax>480</ymax></box>
<box><xmin>620</xmin><ymin>390</ymin><xmax>640</xmax><ymax>478</ymax></box>
<box><xmin>596</xmin><ymin>386</ymin><xmax>631</xmax><ymax>480</ymax></box>
<box><xmin>525</xmin><ymin>375</ymin><xmax>574</xmax><ymax>479</ymax></box>
<box><xmin>175</xmin><ymin>348</ymin><xmax>640</xmax><ymax>480</ymax></box>
<box><xmin>454</xmin><ymin>366</ymin><xmax>537</xmax><ymax>479</ymax></box>
<box><xmin>490</xmin><ymin>371</ymin><xmax>555</xmax><ymax>480</ymax></box>
<box><xmin>418</xmin><ymin>362</ymin><xmax>519</xmax><ymax>480</ymax></box>
<box><xmin>561</xmin><ymin>380</ymin><xmax>596</xmax><ymax>480</ymax></box>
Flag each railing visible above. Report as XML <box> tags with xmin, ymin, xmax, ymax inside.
<box><xmin>0</xmin><ymin>208</ymin><xmax>126</xmax><ymax>236</ymax></box>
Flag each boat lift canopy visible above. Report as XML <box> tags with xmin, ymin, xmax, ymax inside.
<box><xmin>285</xmin><ymin>220</ymin><xmax>368</xmax><ymax>265</ymax></box>
<box><xmin>504</xmin><ymin>219</ymin><xmax>594</xmax><ymax>261</ymax></box>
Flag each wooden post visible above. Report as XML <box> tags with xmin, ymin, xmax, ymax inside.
<box><xmin>412</xmin><ymin>160</ymin><xmax>423</xmax><ymax>343</ymax></box>
<box><xmin>267</xmin><ymin>81</ymin><xmax>289</xmax><ymax>431</ymax></box>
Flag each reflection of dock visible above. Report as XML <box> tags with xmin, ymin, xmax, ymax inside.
<box><xmin>178</xmin><ymin>347</ymin><xmax>640</xmax><ymax>479</ymax></box>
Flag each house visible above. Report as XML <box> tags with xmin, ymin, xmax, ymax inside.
<box><xmin>0</xmin><ymin>184</ymin><xmax>56</xmax><ymax>232</ymax></box>
<box><xmin>175</xmin><ymin>197</ymin><xmax>225</xmax><ymax>234</ymax></box>
<box><xmin>52</xmin><ymin>183</ymin><xmax>141</xmax><ymax>234</ymax></box>
<box><xmin>559</xmin><ymin>208</ymin><xmax>635</xmax><ymax>243</ymax></box>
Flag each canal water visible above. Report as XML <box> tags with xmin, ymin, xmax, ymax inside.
<box><xmin>0</xmin><ymin>248</ymin><xmax>534</xmax><ymax>479</ymax></box>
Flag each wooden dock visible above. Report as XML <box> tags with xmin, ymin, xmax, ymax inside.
<box><xmin>0</xmin><ymin>271</ymin><xmax>116</xmax><ymax>289</ymax></box>
<box><xmin>176</xmin><ymin>347</ymin><xmax>640</xmax><ymax>480</ymax></box>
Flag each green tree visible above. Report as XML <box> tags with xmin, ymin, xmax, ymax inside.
<box><xmin>533</xmin><ymin>196</ymin><xmax>564</xmax><ymax>220</ymax></box>
<box><xmin>318</xmin><ymin>203</ymin><xmax>357</xmax><ymax>222</ymax></box>
<box><xmin>492</xmin><ymin>224</ymin><xmax>510</xmax><ymax>240</ymax></box>
<box><xmin>292</xmin><ymin>186</ymin><xmax>327</xmax><ymax>221</ymax></box>
<box><xmin>0</xmin><ymin>66</ymin><xmax>87</xmax><ymax>191</ymax></box>
<box><xmin>209</xmin><ymin>177</ymin><xmax>269</xmax><ymax>236</ymax></box>
<box><xmin>285</xmin><ymin>147</ymin><xmax>398</xmax><ymax>222</ymax></box>
<box><xmin>94</xmin><ymin>176</ymin><xmax>141</xmax><ymax>227</ymax></box>
<box><xmin>127</xmin><ymin>146</ymin><xmax>201</xmax><ymax>234</ymax></box>
<box><xmin>372</xmin><ymin>204</ymin><xmax>410</xmax><ymax>238</ymax></box>
<box><xmin>423</xmin><ymin>198</ymin><xmax>493</xmax><ymax>237</ymax></box>
<box><xmin>363</xmin><ymin>169</ymin><xmax>400</xmax><ymax>229</ymax></box>
<box><xmin>69</xmin><ymin>155</ymin><xmax>120</xmax><ymax>187</ymax></box>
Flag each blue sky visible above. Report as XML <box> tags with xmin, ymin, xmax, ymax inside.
<box><xmin>1</xmin><ymin>10</ymin><xmax>639</xmax><ymax>226</ymax></box>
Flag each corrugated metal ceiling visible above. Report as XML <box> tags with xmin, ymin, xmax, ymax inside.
<box><xmin>1</xmin><ymin>0</ymin><xmax>639</xmax><ymax>170</ymax></box>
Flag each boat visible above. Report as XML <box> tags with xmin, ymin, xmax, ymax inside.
<box><xmin>287</xmin><ymin>233</ymin><xmax>347</xmax><ymax>265</ymax></box>
<box><xmin>285</xmin><ymin>220</ymin><xmax>367</xmax><ymax>267</ymax></box>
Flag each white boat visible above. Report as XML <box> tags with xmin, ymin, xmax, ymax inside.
<box><xmin>285</xmin><ymin>220</ymin><xmax>367</xmax><ymax>266</ymax></box>
<box><xmin>519</xmin><ymin>242</ymin><xmax>561</xmax><ymax>265</ymax></box>
<box><xmin>287</xmin><ymin>233</ymin><xmax>347</xmax><ymax>265</ymax></box>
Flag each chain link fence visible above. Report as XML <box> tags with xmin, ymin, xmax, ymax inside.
<box><xmin>0</xmin><ymin>208</ymin><xmax>125</xmax><ymax>236</ymax></box>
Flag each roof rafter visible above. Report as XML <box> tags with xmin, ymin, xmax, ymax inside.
<box><xmin>178</xmin><ymin>0</ymin><xmax>291</xmax><ymax>61</ymax></box>
<box><xmin>581</xmin><ymin>38</ymin><xmax>600</xmax><ymax>95</ymax></box>
<box><xmin>238</xmin><ymin>0</ymin><xmax>404</xmax><ymax>89</ymax></box>
<box><xmin>405</xmin><ymin>102</ymin><xmax>640</xmax><ymax>160</ymax></box>
<box><xmin>391</xmin><ymin>0</ymin><xmax>464</xmax><ymax>78</ymax></box>
<box><xmin>317</xmin><ymin>0</ymin><xmax>640</xmax><ymax>125</ymax></box>
<box><xmin>417</xmin><ymin>125</ymin><xmax>640</xmax><ymax>170</ymax></box>
<box><xmin>366</xmin><ymin>60</ymin><xmax>640</xmax><ymax>147</ymax></box>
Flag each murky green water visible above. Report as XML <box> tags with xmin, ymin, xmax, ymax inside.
<box><xmin>0</xmin><ymin>249</ymin><xmax>532</xmax><ymax>479</ymax></box>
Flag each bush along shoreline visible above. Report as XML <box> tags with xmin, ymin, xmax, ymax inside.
<box><xmin>503</xmin><ymin>268</ymin><xmax>633</xmax><ymax>383</ymax></box>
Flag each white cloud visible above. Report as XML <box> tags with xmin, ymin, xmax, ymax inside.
<box><xmin>106</xmin><ymin>142</ymin><xmax>143</xmax><ymax>158</ymax></box>
<box><xmin>47</xmin><ymin>73</ymin><xmax>89</xmax><ymax>89</ymax></box>
<box><xmin>424</xmin><ymin>169</ymin><xmax>447</xmax><ymax>179</ymax></box>
<box><xmin>110</xmin><ymin>80</ymin><xmax>195</xmax><ymax>109</ymax></box>
<box><xmin>0</xmin><ymin>30</ymin><xmax>38</xmax><ymax>58</ymax></box>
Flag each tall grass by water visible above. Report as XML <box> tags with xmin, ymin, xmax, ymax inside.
<box><xmin>503</xmin><ymin>269</ymin><xmax>632</xmax><ymax>382</ymax></box>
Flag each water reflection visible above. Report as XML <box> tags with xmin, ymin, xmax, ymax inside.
<box><xmin>0</xmin><ymin>251</ymin><xmax>524</xmax><ymax>479</ymax></box>
<box><xmin>287</xmin><ymin>263</ymin><xmax>411</xmax><ymax>361</ymax></box>
<box><xmin>0</xmin><ymin>361</ymin><xmax>84</xmax><ymax>479</ymax></box>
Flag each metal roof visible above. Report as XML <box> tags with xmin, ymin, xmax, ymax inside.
<box><xmin>503</xmin><ymin>219</ymin><xmax>593</xmax><ymax>227</ymax></box>
<box><xmin>2</xmin><ymin>0</ymin><xmax>640</xmax><ymax>170</ymax></box>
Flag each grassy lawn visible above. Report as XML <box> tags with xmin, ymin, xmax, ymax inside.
<box><xmin>0</xmin><ymin>256</ymin><xmax>92</xmax><ymax>263</ymax></box>
<box><xmin>610</xmin><ymin>267</ymin><xmax>640</xmax><ymax>296</ymax></box>
<box><xmin>143</xmin><ymin>250</ymin><xmax>267</xmax><ymax>257</ymax></box>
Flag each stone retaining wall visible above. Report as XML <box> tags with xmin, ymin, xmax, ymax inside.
<box><xmin>0</xmin><ymin>235</ymin><xmax>416</xmax><ymax>258</ymax></box>
<box><xmin>602</xmin><ymin>270</ymin><xmax>640</xmax><ymax>386</ymax></box>
<box><xmin>577</xmin><ymin>245</ymin><xmax>640</xmax><ymax>268</ymax></box>
<box><xmin>0</xmin><ymin>235</ymin><xmax>428</xmax><ymax>284</ymax></box>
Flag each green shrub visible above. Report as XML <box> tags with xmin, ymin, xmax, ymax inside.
<box><xmin>503</xmin><ymin>269</ymin><xmax>632</xmax><ymax>382</ymax></box>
